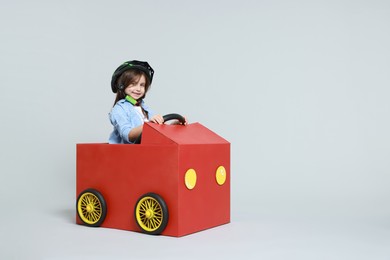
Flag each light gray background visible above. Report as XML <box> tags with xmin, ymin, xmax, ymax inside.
<box><xmin>1</xmin><ymin>0</ymin><xmax>389</xmax><ymax>259</ymax></box>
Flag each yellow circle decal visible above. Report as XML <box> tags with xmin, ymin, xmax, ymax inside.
<box><xmin>216</xmin><ymin>166</ymin><xmax>227</xmax><ymax>185</ymax></box>
<box><xmin>185</xmin><ymin>169</ymin><xmax>197</xmax><ymax>190</ymax></box>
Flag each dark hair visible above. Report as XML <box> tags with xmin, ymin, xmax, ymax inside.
<box><xmin>113</xmin><ymin>69</ymin><xmax>152</xmax><ymax>106</ymax></box>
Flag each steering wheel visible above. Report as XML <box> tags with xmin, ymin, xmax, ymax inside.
<box><xmin>134</xmin><ymin>113</ymin><xmax>186</xmax><ymax>144</ymax></box>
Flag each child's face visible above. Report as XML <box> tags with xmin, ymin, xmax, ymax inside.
<box><xmin>124</xmin><ymin>74</ymin><xmax>146</xmax><ymax>100</ymax></box>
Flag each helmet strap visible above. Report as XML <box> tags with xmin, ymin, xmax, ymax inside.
<box><xmin>125</xmin><ymin>95</ymin><xmax>142</xmax><ymax>106</ymax></box>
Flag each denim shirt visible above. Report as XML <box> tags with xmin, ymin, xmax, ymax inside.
<box><xmin>108</xmin><ymin>99</ymin><xmax>155</xmax><ymax>144</ymax></box>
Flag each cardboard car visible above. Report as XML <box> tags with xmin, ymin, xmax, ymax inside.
<box><xmin>76</xmin><ymin>114</ymin><xmax>230</xmax><ymax>237</ymax></box>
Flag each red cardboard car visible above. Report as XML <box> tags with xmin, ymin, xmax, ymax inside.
<box><xmin>76</xmin><ymin>114</ymin><xmax>230</xmax><ymax>237</ymax></box>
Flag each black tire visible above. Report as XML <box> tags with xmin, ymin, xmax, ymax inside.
<box><xmin>77</xmin><ymin>189</ymin><xmax>107</xmax><ymax>227</ymax></box>
<box><xmin>134</xmin><ymin>193</ymin><xmax>169</xmax><ymax>235</ymax></box>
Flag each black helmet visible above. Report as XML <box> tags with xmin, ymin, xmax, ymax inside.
<box><xmin>111</xmin><ymin>60</ymin><xmax>154</xmax><ymax>93</ymax></box>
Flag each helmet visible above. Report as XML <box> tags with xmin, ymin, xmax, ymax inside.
<box><xmin>111</xmin><ymin>60</ymin><xmax>154</xmax><ymax>93</ymax></box>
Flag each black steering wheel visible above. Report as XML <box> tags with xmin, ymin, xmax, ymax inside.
<box><xmin>134</xmin><ymin>113</ymin><xmax>186</xmax><ymax>144</ymax></box>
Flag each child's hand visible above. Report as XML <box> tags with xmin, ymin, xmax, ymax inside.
<box><xmin>150</xmin><ymin>115</ymin><xmax>164</xmax><ymax>124</ymax></box>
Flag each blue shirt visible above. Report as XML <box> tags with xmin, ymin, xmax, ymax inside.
<box><xmin>108</xmin><ymin>99</ymin><xmax>155</xmax><ymax>144</ymax></box>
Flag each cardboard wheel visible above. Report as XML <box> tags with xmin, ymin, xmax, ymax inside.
<box><xmin>134</xmin><ymin>193</ymin><xmax>169</xmax><ymax>235</ymax></box>
<box><xmin>77</xmin><ymin>189</ymin><xmax>107</xmax><ymax>227</ymax></box>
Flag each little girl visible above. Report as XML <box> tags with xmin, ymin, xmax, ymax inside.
<box><xmin>108</xmin><ymin>60</ymin><xmax>164</xmax><ymax>144</ymax></box>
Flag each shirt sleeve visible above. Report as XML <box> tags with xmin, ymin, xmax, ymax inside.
<box><xmin>110</xmin><ymin>104</ymin><xmax>142</xmax><ymax>144</ymax></box>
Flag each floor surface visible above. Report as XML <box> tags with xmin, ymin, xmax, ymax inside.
<box><xmin>2</xmin><ymin>201</ymin><xmax>389</xmax><ymax>260</ymax></box>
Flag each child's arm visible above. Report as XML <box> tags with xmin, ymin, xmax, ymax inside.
<box><xmin>128</xmin><ymin>125</ymin><xmax>143</xmax><ymax>142</ymax></box>
<box><xmin>128</xmin><ymin>115</ymin><xmax>163</xmax><ymax>142</ymax></box>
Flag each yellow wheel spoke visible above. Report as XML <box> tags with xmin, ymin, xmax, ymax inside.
<box><xmin>151</xmin><ymin>218</ymin><xmax>159</xmax><ymax>228</ymax></box>
<box><xmin>146</xmin><ymin>221</ymin><xmax>150</xmax><ymax>228</ymax></box>
<box><xmin>92</xmin><ymin>212</ymin><xmax>98</xmax><ymax>221</ymax></box>
<box><xmin>92</xmin><ymin>211</ymin><xmax>100</xmax><ymax>219</ymax></box>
